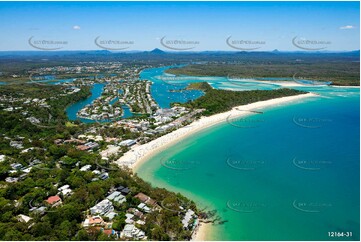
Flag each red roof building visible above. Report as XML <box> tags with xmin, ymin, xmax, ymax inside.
<box><xmin>46</xmin><ymin>195</ymin><xmax>62</xmax><ymax>205</ymax></box>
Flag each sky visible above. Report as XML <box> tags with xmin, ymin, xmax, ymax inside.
<box><xmin>0</xmin><ymin>1</ymin><xmax>359</xmax><ymax>51</ymax></box>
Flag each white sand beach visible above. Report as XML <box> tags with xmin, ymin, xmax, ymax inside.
<box><xmin>256</xmin><ymin>80</ymin><xmax>331</xmax><ymax>87</ymax></box>
<box><xmin>192</xmin><ymin>222</ymin><xmax>213</xmax><ymax>241</ymax></box>
<box><xmin>258</xmin><ymin>80</ymin><xmax>306</xmax><ymax>87</ymax></box>
<box><xmin>115</xmin><ymin>93</ymin><xmax>317</xmax><ymax>171</ymax></box>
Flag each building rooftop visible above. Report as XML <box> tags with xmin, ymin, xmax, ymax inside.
<box><xmin>46</xmin><ymin>195</ymin><xmax>61</xmax><ymax>205</ymax></box>
<box><xmin>134</xmin><ymin>192</ymin><xmax>149</xmax><ymax>203</ymax></box>
<box><xmin>18</xmin><ymin>214</ymin><xmax>32</xmax><ymax>223</ymax></box>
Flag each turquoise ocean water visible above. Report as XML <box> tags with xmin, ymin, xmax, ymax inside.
<box><xmin>136</xmin><ymin>67</ymin><xmax>360</xmax><ymax>241</ymax></box>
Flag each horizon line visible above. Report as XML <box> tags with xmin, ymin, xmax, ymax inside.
<box><xmin>0</xmin><ymin>49</ymin><xmax>359</xmax><ymax>53</ymax></box>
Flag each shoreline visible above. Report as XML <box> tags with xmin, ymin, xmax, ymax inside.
<box><xmin>115</xmin><ymin>92</ymin><xmax>318</xmax><ymax>172</ymax></box>
<box><xmin>192</xmin><ymin>222</ymin><xmax>213</xmax><ymax>241</ymax></box>
<box><xmin>115</xmin><ymin>92</ymin><xmax>317</xmax><ymax>240</ymax></box>
<box><xmin>254</xmin><ymin>80</ymin><xmax>360</xmax><ymax>88</ymax></box>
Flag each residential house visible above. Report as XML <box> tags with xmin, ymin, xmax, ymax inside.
<box><xmin>5</xmin><ymin>177</ymin><xmax>18</xmax><ymax>183</ymax></box>
<box><xmin>77</xmin><ymin>141</ymin><xmax>99</xmax><ymax>151</ymax></box>
<box><xmin>83</xmin><ymin>215</ymin><xmax>105</xmax><ymax>227</ymax></box>
<box><xmin>134</xmin><ymin>192</ymin><xmax>156</xmax><ymax>206</ymax></box>
<box><xmin>121</xmin><ymin>224</ymin><xmax>145</xmax><ymax>239</ymax></box>
<box><xmin>10</xmin><ymin>141</ymin><xmax>23</xmax><ymax>149</ymax></box>
<box><xmin>119</xmin><ymin>139</ymin><xmax>136</xmax><ymax>147</ymax></box>
<box><xmin>46</xmin><ymin>195</ymin><xmax>62</xmax><ymax>207</ymax></box>
<box><xmin>104</xmin><ymin>211</ymin><xmax>118</xmax><ymax>221</ymax></box>
<box><xmin>134</xmin><ymin>193</ymin><xmax>149</xmax><ymax>203</ymax></box>
<box><xmin>125</xmin><ymin>213</ymin><xmax>134</xmax><ymax>224</ymax></box>
<box><xmin>84</xmin><ymin>142</ymin><xmax>99</xmax><ymax>150</ymax></box>
<box><xmin>181</xmin><ymin>209</ymin><xmax>195</xmax><ymax>228</ymax></box>
<box><xmin>10</xmin><ymin>163</ymin><xmax>23</xmax><ymax>170</ymax></box>
<box><xmin>120</xmin><ymin>187</ymin><xmax>130</xmax><ymax>195</ymax></box>
<box><xmin>92</xmin><ymin>170</ymin><xmax>101</xmax><ymax>175</ymax></box>
<box><xmin>106</xmin><ymin>191</ymin><xmax>126</xmax><ymax>204</ymax></box>
<box><xmin>136</xmin><ymin>220</ymin><xmax>146</xmax><ymax>225</ymax></box>
<box><xmin>80</xmin><ymin>164</ymin><xmax>92</xmax><ymax>171</ymax></box>
<box><xmin>116</xmin><ymin>186</ymin><xmax>131</xmax><ymax>195</ymax></box>
<box><xmin>137</xmin><ymin>203</ymin><xmax>151</xmax><ymax>213</ymax></box>
<box><xmin>58</xmin><ymin>184</ymin><xmax>72</xmax><ymax>196</ymax></box>
<box><xmin>29</xmin><ymin>206</ymin><xmax>47</xmax><ymax>215</ymax></box>
<box><xmin>116</xmin><ymin>185</ymin><xmax>125</xmax><ymax>191</ymax></box>
<box><xmin>21</xmin><ymin>167</ymin><xmax>32</xmax><ymax>173</ymax></box>
<box><xmin>18</xmin><ymin>214</ymin><xmax>32</xmax><ymax>223</ymax></box>
<box><xmin>90</xmin><ymin>199</ymin><xmax>114</xmax><ymax>215</ymax></box>
<box><xmin>127</xmin><ymin>208</ymin><xmax>144</xmax><ymax>219</ymax></box>
<box><xmin>99</xmin><ymin>172</ymin><xmax>109</xmax><ymax>180</ymax></box>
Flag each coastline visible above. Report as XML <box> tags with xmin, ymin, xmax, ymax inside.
<box><xmin>192</xmin><ymin>222</ymin><xmax>213</xmax><ymax>241</ymax></box>
<box><xmin>115</xmin><ymin>92</ymin><xmax>318</xmax><ymax>172</ymax></box>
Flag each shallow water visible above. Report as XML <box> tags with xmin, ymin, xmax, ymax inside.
<box><xmin>136</xmin><ymin>66</ymin><xmax>360</xmax><ymax>241</ymax></box>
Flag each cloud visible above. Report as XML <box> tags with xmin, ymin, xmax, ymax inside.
<box><xmin>73</xmin><ymin>25</ymin><xmax>81</xmax><ymax>30</ymax></box>
<box><xmin>339</xmin><ymin>25</ymin><xmax>355</xmax><ymax>30</ymax></box>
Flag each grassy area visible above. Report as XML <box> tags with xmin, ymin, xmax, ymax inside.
<box><xmin>65</xmin><ymin>122</ymin><xmax>78</xmax><ymax>127</ymax></box>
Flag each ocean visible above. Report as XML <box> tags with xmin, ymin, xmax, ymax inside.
<box><xmin>136</xmin><ymin>67</ymin><xmax>360</xmax><ymax>241</ymax></box>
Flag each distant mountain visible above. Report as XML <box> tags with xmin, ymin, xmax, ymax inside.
<box><xmin>0</xmin><ymin>49</ymin><xmax>358</xmax><ymax>64</ymax></box>
<box><xmin>148</xmin><ymin>48</ymin><xmax>166</xmax><ymax>54</ymax></box>
<box><xmin>0</xmin><ymin>50</ymin><xmax>112</xmax><ymax>57</ymax></box>
<box><xmin>0</xmin><ymin>49</ymin><xmax>359</xmax><ymax>57</ymax></box>
<box><xmin>348</xmin><ymin>50</ymin><xmax>360</xmax><ymax>56</ymax></box>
